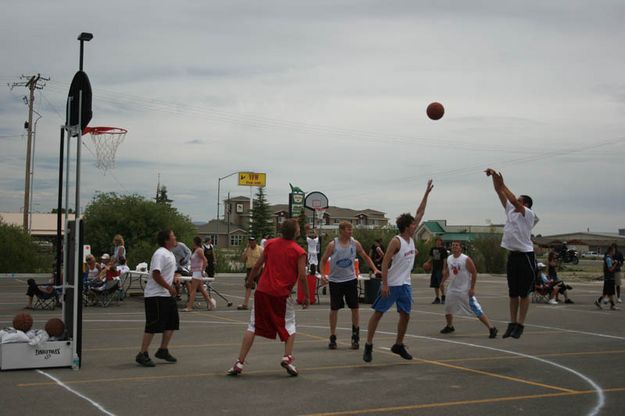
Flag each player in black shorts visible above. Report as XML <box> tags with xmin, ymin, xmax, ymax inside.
<box><xmin>486</xmin><ymin>168</ymin><xmax>538</xmax><ymax>339</ymax></box>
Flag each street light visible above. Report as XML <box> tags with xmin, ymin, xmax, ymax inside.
<box><xmin>77</xmin><ymin>32</ymin><xmax>93</xmax><ymax>71</ymax></box>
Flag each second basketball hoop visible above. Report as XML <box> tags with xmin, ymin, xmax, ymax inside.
<box><xmin>304</xmin><ymin>191</ymin><xmax>329</xmax><ymax>228</ymax></box>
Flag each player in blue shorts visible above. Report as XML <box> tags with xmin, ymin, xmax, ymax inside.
<box><xmin>363</xmin><ymin>180</ymin><xmax>433</xmax><ymax>362</ymax></box>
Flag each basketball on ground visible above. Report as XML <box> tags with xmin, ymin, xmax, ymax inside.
<box><xmin>45</xmin><ymin>318</ymin><xmax>65</xmax><ymax>337</ymax></box>
<box><xmin>427</xmin><ymin>102</ymin><xmax>445</xmax><ymax>120</ymax></box>
<box><xmin>13</xmin><ymin>313</ymin><xmax>34</xmax><ymax>332</ymax></box>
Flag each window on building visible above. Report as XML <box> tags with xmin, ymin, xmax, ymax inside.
<box><xmin>334</xmin><ymin>218</ymin><xmax>340</xmax><ymax>224</ymax></box>
<box><xmin>278</xmin><ymin>215</ymin><xmax>285</xmax><ymax>224</ymax></box>
<box><xmin>230</xmin><ymin>234</ymin><xmax>244</xmax><ymax>246</ymax></box>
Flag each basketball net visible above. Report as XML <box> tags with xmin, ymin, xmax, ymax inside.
<box><xmin>84</xmin><ymin>127</ymin><xmax>127</xmax><ymax>174</ymax></box>
<box><xmin>314</xmin><ymin>207</ymin><xmax>327</xmax><ymax>225</ymax></box>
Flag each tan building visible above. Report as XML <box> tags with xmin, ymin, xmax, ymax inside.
<box><xmin>533</xmin><ymin>232</ymin><xmax>625</xmax><ymax>255</ymax></box>
<box><xmin>270</xmin><ymin>204</ymin><xmax>389</xmax><ymax>231</ymax></box>
<box><xmin>0</xmin><ymin>212</ymin><xmax>74</xmax><ymax>238</ymax></box>
<box><xmin>194</xmin><ymin>196</ymin><xmax>389</xmax><ymax>246</ymax></box>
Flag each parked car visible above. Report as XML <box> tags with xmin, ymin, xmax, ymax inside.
<box><xmin>581</xmin><ymin>251</ymin><xmax>602</xmax><ymax>259</ymax></box>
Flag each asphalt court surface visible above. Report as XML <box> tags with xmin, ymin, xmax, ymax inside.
<box><xmin>1</xmin><ymin>274</ymin><xmax>624</xmax><ymax>415</ymax></box>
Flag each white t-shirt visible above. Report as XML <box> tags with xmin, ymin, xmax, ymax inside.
<box><xmin>501</xmin><ymin>201</ymin><xmax>536</xmax><ymax>252</ymax></box>
<box><xmin>387</xmin><ymin>235</ymin><xmax>416</xmax><ymax>286</ymax></box>
<box><xmin>446</xmin><ymin>254</ymin><xmax>471</xmax><ymax>294</ymax></box>
<box><xmin>117</xmin><ymin>265</ymin><xmax>130</xmax><ymax>274</ymax></box>
<box><xmin>144</xmin><ymin>247</ymin><xmax>176</xmax><ymax>297</ymax></box>
<box><xmin>307</xmin><ymin>237</ymin><xmax>319</xmax><ymax>254</ymax></box>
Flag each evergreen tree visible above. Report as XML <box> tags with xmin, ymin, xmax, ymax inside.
<box><xmin>250</xmin><ymin>187</ymin><xmax>273</xmax><ymax>239</ymax></box>
<box><xmin>155</xmin><ymin>185</ymin><xmax>173</xmax><ymax>205</ymax></box>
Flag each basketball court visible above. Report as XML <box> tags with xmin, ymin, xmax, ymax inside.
<box><xmin>1</xmin><ymin>273</ymin><xmax>624</xmax><ymax>415</ymax></box>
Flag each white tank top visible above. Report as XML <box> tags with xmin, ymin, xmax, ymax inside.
<box><xmin>387</xmin><ymin>235</ymin><xmax>416</xmax><ymax>286</ymax></box>
<box><xmin>446</xmin><ymin>253</ymin><xmax>471</xmax><ymax>294</ymax></box>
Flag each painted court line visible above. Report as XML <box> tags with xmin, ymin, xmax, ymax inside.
<box><xmin>300</xmin><ymin>325</ymin><xmax>606</xmax><ymax>416</ymax></box>
<box><xmin>36</xmin><ymin>370</ymin><xmax>116</xmax><ymax>416</ymax></box>
<box><xmin>300</xmin><ymin>388</ymin><xmax>625</xmax><ymax>416</ymax></box>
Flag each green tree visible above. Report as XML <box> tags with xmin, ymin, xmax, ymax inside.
<box><xmin>155</xmin><ymin>185</ymin><xmax>173</xmax><ymax>205</ymax></box>
<box><xmin>0</xmin><ymin>220</ymin><xmax>53</xmax><ymax>273</ymax></box>
<box><xmin>82</xmin><ymin>192</ymin><xmax>195</xmax><ymax>267</ymax></box>
<box><xmin>468</xmin><ymin>236</ymin><xmax>508</xmax><ymax>274</ymax></box>
<box><xmin>250</xmin><ymin>187</ymin><xmax>273</xmax><ymax>240</ymax></box>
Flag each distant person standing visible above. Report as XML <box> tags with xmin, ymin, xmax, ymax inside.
<box><xmin>369</xmin><ymin>239</ymin><xmax>385</xmax><ymax>272</ymax></box>
<box><xmin>612</xmin><ymin>244</ymin><xmax>623</xmax><ymax>303</ymax></box>
<box><xmin>203</xmin><ymin>238</ymin><xmax>216</xmax><ymax>277</ymax></box>
<box><xmin>112</xmin><ymin>234</ymin><xmax>126</xmax><ymax>262</ymax></box>
<box><xmin>136</xmin><ymin>229</ymin><xmax>180</xmax><ymax>367</ymax></box>
<box><xmin>171</xmin><ymin>240</ymin><xmax>192</xmax><ymax>299</ymax></box>
<box><xmin>439</xmin><ymin>241</ymin><xmax>497</xmax><ymax>338</ymax></box>
<box><xmin>182</xmin><ymin>236</ymin><xmax>215</xmax><ymax>312</ymax></box>
<box><xmin>485</xmin><ymin>168</ymin><xmax>538</xmax><ymax>339</ymax></box>
<box><xmin>306</xmin><ymin>227</ymin><xmax>320</xmax><ymax>275</ymax></box>
<box><xmin>595</xmin><ymin>245</ymin><xmax>620</xmax><ymax>310</ymax></box>
<box><xmin>238</xmin><ymin>237</ymin><xmax>264</xmax><ymax>310</ymax></box>
<box><xmin>227</xmin><ymin>219</ymin><xmax>309</xmax><ymax>377</ymax></box>
<box><xmin>427</xmin><ymin>238</ymin><xmax>449</xmax><ymax>304</ymax></box>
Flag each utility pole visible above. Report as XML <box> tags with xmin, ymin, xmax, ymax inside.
<box><xmin>10</xmin><ymin>74</ymin><xmax>49</xmax><ymax>230</ymax></box>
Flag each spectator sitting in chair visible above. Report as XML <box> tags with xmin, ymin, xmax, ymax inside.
<box><xmin>24</xmin><ymin>277</ymin><xmax>56</xmax><ymax>309</ymax></box>
<box><xmin>536</xmin><ymin>263</ymin><xmax>573</xmax><ymax>304</ymax></box>
<box><xmin>85</xmin><ymin>254</ymin><xmax>102</xmax><ymax>282</ymax></box>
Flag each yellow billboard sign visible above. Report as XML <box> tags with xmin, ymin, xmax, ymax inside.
<box><xmin>238</xmin><ymin>172</ymin><xmax>266</xmax><ymax>187</ymax></box>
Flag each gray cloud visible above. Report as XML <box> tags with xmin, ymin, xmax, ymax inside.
<box><xmin>1</xmin><ymin>1</ymin><xmax>624</xmax><ymax>234</ymax></box>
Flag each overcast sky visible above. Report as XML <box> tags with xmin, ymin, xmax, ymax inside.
<box><xmin>1</xmin><ymin>0</ymin><xmax>624</xmax><ymax>235</ymax></box>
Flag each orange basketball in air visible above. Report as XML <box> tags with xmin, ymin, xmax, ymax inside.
<box><xmin>427</xmin><ymin>102</ymin><xmax>445</xmax><ymax>120</ymax></box>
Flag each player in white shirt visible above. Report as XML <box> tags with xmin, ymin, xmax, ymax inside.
<box><xmin>363</xmin><ymin>180</ymin><xmax>433</xmax><ymax>363</ymax></box>
<box><xmin>306</xmin><ymin>227</ymin><xmax>320</xmax><ymax>275</ymax></box>
<box><xmin>439</xmin><ymin>241</ymin><xmax>497</xmax><ymax>338</ymax></box>
<box><xmin>486</xmin><ymin>168</ymin><xmax>538</xmax><ymax>339</ymax></box>
<box><xmin>136</xmin><ymin>229</ymin><xmax>181</xmax><ymax>367</ymax></box>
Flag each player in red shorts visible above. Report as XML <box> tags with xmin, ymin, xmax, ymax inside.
<box><xmin>227</xmin><ymin>219</ymin><xmax>310</xmax><ymax>377</ymax></box>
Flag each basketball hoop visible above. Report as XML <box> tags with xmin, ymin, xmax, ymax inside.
<box><xmin>84</xmin><ymin>126</ymin><xmax>127</xmax><ymax>173</ymax></box>
<box><xmin>305</xmin><ymin>191</ymin><xmax>329</xmax><ymax>229</ymax></box>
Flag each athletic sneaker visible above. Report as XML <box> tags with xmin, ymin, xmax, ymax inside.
<box><xmin>510</xmin><ymin>323</ymin><xmax>524</xmax><ymax>339</ymax></box>
<box><xmin>155</xmin><ymin>348</ymin><xmax>177</xmax><ymax>362</ymax></box>
<box><xmin>390</xmin><ymin>343</ymin><xmax>413</xmax><ymax>360</ymax></box>
<box><xmin>548</xmin><ymin>299</ymin><xmax>558</xmax><ymax>305</ymax></box>
<box><xmin>432</xmin><ymin>298</ymin><xmax>441</xmax><ymax>304</ymax></box>
<box><xmin>565</xmin><ymin>299</ymin><xmax>574</xmax><ymax>304</ymax></box>
<box><xmin>594</xmin><ymin>300</ymin><xmax>603</xmax><ymax>310</ymax></box>
<box><xmin>281</xmin><ymin>355</ymin><xmax>298</xmax><ymax>376</ymax></box>
<box><xmin>135</xmin><ymin>351</ymin><xmax>155</xmax><ymax>367</ymax></box>
<box><xmin>363</xmin><ymin>343</ymin><xmax>373</xmax><ymax>362</ymax></box>
<box><xmin>610</xmin><ymin>305</ymin><xmax>621</xmax><ymax>311</ymax></box>
<box><xmin>227</xmin><ymin>360</ymin><xmax>244</xmax><ymax>376</ymax></box>
<box><xmin>502</xmin><ymin>322</ymin><xmax>517</xmax><ymax>338</ymax></box>
<box><xmin>328</xmin><ymin>335</ymin><xmax>337</xmax><ymax>350</ymax></box>
<box><xmin>618</xmin><ymin>298</ymin><xmax>622</xmax><ymax>303</ymax></box>
<box><xmin>440</xmin><ymin>325</ymin><xmax>455</xmax><ymax>334</ymax></box>
<box><xmin>489</xmin><ymin>327</ymin><xmax>498</xmax><ymax>339</ymax></box>
<box><xmin>208</xmin><ymin>298</ymin><xmax>217</xmax><ymax>310</ymax></box>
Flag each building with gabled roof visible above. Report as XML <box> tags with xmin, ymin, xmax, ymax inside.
<box><xmin>416</xmin><ymin>220</ymin><xmax>505</xmax><ymax>243</ymax></box>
